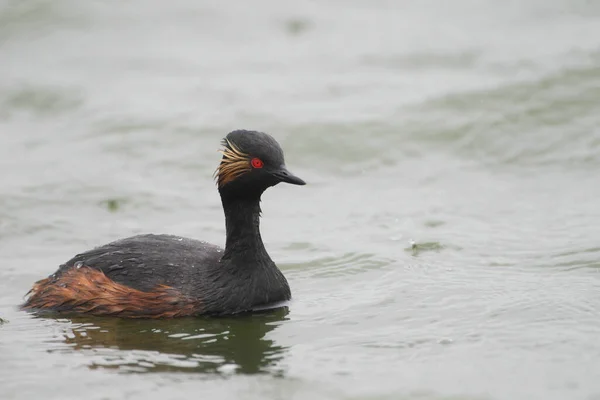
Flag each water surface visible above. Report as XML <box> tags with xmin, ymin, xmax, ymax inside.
<box><xmin>1</xmin><ymin>1</ymin><xmax>600</xmax><ymax>399</ymax></box>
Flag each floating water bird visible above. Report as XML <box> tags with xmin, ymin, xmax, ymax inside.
<box><xmin>22</xmin><ymin>130</ymin><xmax>305</xmax><ymax>318</ymax></box>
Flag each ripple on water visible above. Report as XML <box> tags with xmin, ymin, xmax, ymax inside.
<box><xmin>287</xmin><ymin>252</ymin><xmax>394</xmax><ymax>279</ymax></box>
<box><xmin>402</xmin><ymin>64</ymin><xmax>600</xmax><ymax>170</ymax></box>
<box><xmin>0</xmin><ymin>85</ymin><xmax>83</xmax><ymax>118</ymax></box>
<box><xmin>550</xmin><ymin>247</ymin><xmax>600</xmax><ymax>271</ymax></box>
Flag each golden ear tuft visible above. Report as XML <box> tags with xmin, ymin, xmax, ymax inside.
<box><xmin>214</xmin><ymin>138</ymin><xmax>251</xmax><ymax>187</ymax></box>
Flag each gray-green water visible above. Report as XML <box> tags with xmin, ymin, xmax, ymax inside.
<box><xmin>1</xmin><ymin>1</ymin><xmax>600</xmax><ymax>399</ymax></box>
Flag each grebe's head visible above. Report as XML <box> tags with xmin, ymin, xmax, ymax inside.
<box><xmin>215</xmin><ymin>130</ymin><xmax>305</xmax><ymax>198</ymax></box>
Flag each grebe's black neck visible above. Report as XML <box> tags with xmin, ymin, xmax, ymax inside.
<box><xmin>220</xmin><ymin>194</ymin><xmax>269</xmax><ymax>262</ymax></box>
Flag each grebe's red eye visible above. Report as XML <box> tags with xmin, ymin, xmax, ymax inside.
<box><xmin>251</xmin><ymin>158</ymin><xmax>264</xmax><ymax>169</ymax></box>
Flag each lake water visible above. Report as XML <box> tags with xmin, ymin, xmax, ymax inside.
<box><xmin>1</xmin><ymin>1</ymin><xmax>600</xmax><ymax>399</ymax></box>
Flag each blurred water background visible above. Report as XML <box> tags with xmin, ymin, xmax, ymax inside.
<box><xmin>1</xmin><ymin>1</ymin><xmax>600</xmax><ymax>399</ymax></box>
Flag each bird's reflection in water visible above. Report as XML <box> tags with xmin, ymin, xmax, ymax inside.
<box><xmin>46</xmin><ymin>307</ymin><xmax>290</xmax><ymax>375</ymax></box>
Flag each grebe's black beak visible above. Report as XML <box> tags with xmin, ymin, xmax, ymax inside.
<box><xmin>272</xmin><ymin>166</ymin><xmax>306</xmax><ymax>185</ymax></box>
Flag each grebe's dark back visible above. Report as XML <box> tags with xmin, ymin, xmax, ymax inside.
<box><xmin>22</xmin><ymin>130</ymin><xmax>305</xmax><ymax>318</ymax></box>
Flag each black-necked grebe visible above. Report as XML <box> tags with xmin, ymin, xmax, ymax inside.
<box><xmin>23</xmin><ymin>130</ymin><xmax>305</xmax><ymax>318</ymax></box>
